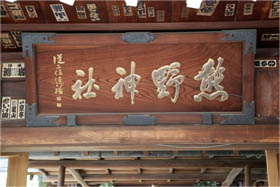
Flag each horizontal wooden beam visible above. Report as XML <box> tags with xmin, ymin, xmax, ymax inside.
<box><xmin>1</xmin><ymin>125</ymin><xmax>279</xmax><ymax>152</ymax></box>
<box><xmin>67</xmin><ymin>181</ymin><xmax>196</xmax><ymax>186</ymax></box>
<box><xmin>1</xmin><ymin>20</ymin><xmax>278</xmax><ymax>32</ymax></box>
<box><xmin>29</xmin><ymin>159</ymin><xmax>266</xmax><ymax>169</ymax></box>
<box><xmin>2</xmin><ymin>48</ymin><xmax>278</xmax><ymax>62</ymax></box>
<box><xmin>43</xmin><ymin>173</ymin><xmax>267</xmax><ymax>183</ymax></box>
<box><xmin>43</xmin><ymin>173</ymin><xmax>228</xmax><ymax>182</ymax></box>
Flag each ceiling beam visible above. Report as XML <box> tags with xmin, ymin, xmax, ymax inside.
<box><xmin>43</xmin><ymin>173</ymin><xmax>228</xmax><ymax>182</ymax></box>
<box><xmin>169</xmin><ymin>168</ymin><xmax>174</xmax><ymax>174</ymax></box>
<box><xmin>68</xmin><ymin>169</ymin><xmax>88</xmax><ymax>187</ymax></box>
<box><xmin>221</xmin><ymin>168</ymin><xmax>243</xmax><ymax>187</ymax></box>
<box><xmin>106</xmin><ymin>169</ymin><xmax>111</xmax><ymax>175</ymax></box>
<box><xmin>29</xmin><ymin>159</ymin><xmax>266</xmax><ymax>169</ymax></box>
<box><xmin>1</xmin><ymin>20</ymin><xmax>278</xmax><ymax>32</ymax></box>
<box><xmin>43</xmin><ymin>173</ymin><xmax>267</xmax><ymax>183</ymax></box>
<box><xmin>66</xmin><ymin>180</ymin><xmax>197</xmax><ymax>186</ymax></box>
<box><xmin>2</xmin><ymin>125</ymin><xmax>279</xmax><ymax>152</ymax></box>
<box><xmin>196</xmin><ymin>167</ymin><xmax>207</xmax><ymax>182</ymax></box>
<box><xmin>200</xmin><ymin>168</ymin><xmax>207</xmax><ymax>173</ymax></box>
<box><xmin>38</xmin><ymin>169</ymin><xmax>48</xmax><ymax>176</ymax></box>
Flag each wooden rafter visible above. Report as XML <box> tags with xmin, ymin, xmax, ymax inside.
<box><xmin>200</xmin><ymin>168</ymin><xmax>207</xmax><ymax>173</ymax></box>
<box><xmin>196</xmin><ymin>167</ymin><xmax>207</xmax><ymax>182</ymax></box>
<box><xmin>106</xmin><ymin>169</ymin><xmax>111</xmax><ymax>175</ymax></box>
<box><xmin>68</xmin><ymin>169</ymin><xmax>89</xmax><ymax>187</ymax></box>
<box><xmin>137</xmin><ymin>168</ymin><xmax>142</xmax><ymax>174</ymax></box>
<box><xmin>38</xmin><ymin>169</ymin><xmax>48</xmax><ymax>176</ymax></box>
<box><xmin>221</xmin><ymin>168</ymin><xmax>243</xmax><ymax>187</ymax></box>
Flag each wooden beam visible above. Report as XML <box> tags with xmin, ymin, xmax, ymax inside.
<box><xmin>3</xmin><ymin>48</ymin><xmax>278</xmax><ymax>62</ymax></box>
<box><xmin>0</xmin><ymin>152</ymin><xmax>21</xmax><ymax>158</ymax></box>
<box><xmin>196</xmin><ymin>168</ymin><xmax>207</xmax><ymax>182</ymax></box>
<box><xmin>244</xmin><ymin>165</ymin><xmax>251</xmax><ymax>187</ymax></box>
<box><xmin>43</xmin><ymin>173</ymin><xmax>228</xmax><ymax>182</ymax></box>
<box><xmin>6</xmin><ymin>152</ymin><xmax>29</xmax><ymax>187</ymax></box>
<box><xmin>1</xmin><ymin>20</ymin><xmax>278</xmax><ymax>31</ymax></box>
<box><xmin>43</xmin><ymin>173</ymin><xmax>267</xmax><ymax>183</ymax></box>
<box><xmin>137</xmin><ymin>168</ymin><xmax>142</xmax><ymax>174</ymax></box>
<box><xmin>106</xmin><ymin>169</ymin><xmax>111</xmax><ymax>175</ymax></box>
<box><xmin>29</xmin><ymin>159</ymin><xmax>266</xmax><ymax>169</ymax></box>
<box><xmin>73</xmin><ymin>181</ymin><xmax>197</xmax><ymax>186</ymax></box>
<box><xmin>265</xmin><ymin>150</ymin><xmax>279</xmax><ymax>187</ymax></box>
<box><xmin>57</xmin><ymin>165</ymin><xmax>65</xmax><ymax>187</ymax></box>
<box><xmin>68</xmin><ymin>169</ymin><xmax>88</xmax><ymax>187</ymax></box>
<box><xmin>200</xmin><ymin>168</ymin><xmax>207</xmax><ymax>174</ymax></box>
<box><xmin>38</xmin><ymin>169</ymin><xmax>48</xmax><ymax>176</ymax></box>
<box><xmin>1</xmin><ymin>125</ymin><xmax>279</xmax><ymax>152</ymax></box>
<box><xmin>221</xmin><ymin>168</ymin><xmax>243</xmax><ymax>187</ymax></box>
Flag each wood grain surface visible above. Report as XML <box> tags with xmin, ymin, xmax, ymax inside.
<box><xmin>34</xmin><ymin>36</ymin><xmax>243</xmax><ymax>114</ymax></box>
<box><xmin>1</xmin><ymin>125</ymin><xmax>279</xmax><ymax>150</ymax></box>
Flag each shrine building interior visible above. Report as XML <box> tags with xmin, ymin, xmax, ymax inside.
<box><xmin>0</xmin><ymin>0</ymin><xmax>279</xmax><ymax>187</ymax></box>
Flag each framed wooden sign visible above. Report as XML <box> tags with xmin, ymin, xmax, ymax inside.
<box><xmin>23</xmin><ymin>30</ymin><xmax>256</xmax><ymax>127</ymax></box>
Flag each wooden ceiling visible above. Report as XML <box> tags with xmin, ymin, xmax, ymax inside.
<box><xmin>28</xmin><ymin>151</ymin><xmax>268</xmax><ymax>186</ymax></box>
<box><xmin>1</xmin><ymin>0</ymin><xmax>278</xmax><ymax>24</ymax></box>
<box><xmin>1</xmin><ymin>0</ymin><xmax>279</xmax><ymax>52</ymax></box>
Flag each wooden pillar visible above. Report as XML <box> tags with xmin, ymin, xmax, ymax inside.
<box><xmin>58</xmin><ymin>165</ymin><xmax>66</xmax><ymax>187</ymax></box>
<box><xmin>265</xmin><ymin>150</ymin><xmax>279</xmax><ymax>187</ymax></box>
<box><xmin>244</xmin><ymin>165</ymin><xmax>251</xmax><ymax>187</ymax></box>
<box><xmin>6</xmin><ymin>152</ymin><xmax>29</xmax><ymax>187</ymax></box>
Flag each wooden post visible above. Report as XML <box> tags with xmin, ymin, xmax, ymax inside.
<box><xmin>244</xmin><ymin>165</ymin><xmax>251</xmax><ymax>187</ymax></box>
<box><xmin>6</xmin><ymin>152</ymin><xmax>29</xmax><ymax>187</ymax></box>
<box><xmin>265</xmin><ymin>150</ymin><xmax>279</xmax><ymax>187</ymax></box>
<box><xmin>58</xmin><ymin>165</ymin><xmax>65</xmax><ymax>187</ymax></box>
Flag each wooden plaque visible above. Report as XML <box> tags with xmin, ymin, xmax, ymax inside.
<box><xmin>23</xmin><ymin>30</ymin><xmax>255</xmax><ymax>126</ymax></box>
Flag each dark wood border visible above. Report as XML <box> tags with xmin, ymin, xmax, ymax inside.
<box><xmin>2</xmin><ymin>20</ymin><xmax>278</xmax><ymax>31</ymax></box>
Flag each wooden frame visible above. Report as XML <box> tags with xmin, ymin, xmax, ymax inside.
<box><xmin>23</xmin><ymin>30</ymin><xmax>255</xmax><ymax>127</ymax></box>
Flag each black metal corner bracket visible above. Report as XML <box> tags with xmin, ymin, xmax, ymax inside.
<box><xmin>67</xmin><ymin>115</ymin><xmax>77</xmax><ymax>126</ymax></box>
<box><xmin>221</xmin><ymin>100</ymin><xmax>255</xmax><ymax>125</ymax></box>
<box><xmin>123</xmin><ymin>115</ymin><xmax>156</xmax><ymax>125</ymax></box>
<box><xmin>26</xmin><ymin>103</ymin><xmax>59</xmax><ymax>127</ymax></box>
<box><xmin>222</xmin><ymin>30</ymin><xmax>256</xmax><ymax>55</ymax></box>
<box><xmin>202</xmin><ymin>113</ymin><xmax>212</xmax><ymax>125</ymax></box>
<box><xmin>22</xmin><ymin>33</ymin><xmax>56</xmax><ymax>57</ymax></box>
<box><xmin>121</xmin><ymin>32</ymin><xmax>155</xmax><ymax>43</ymax></box>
